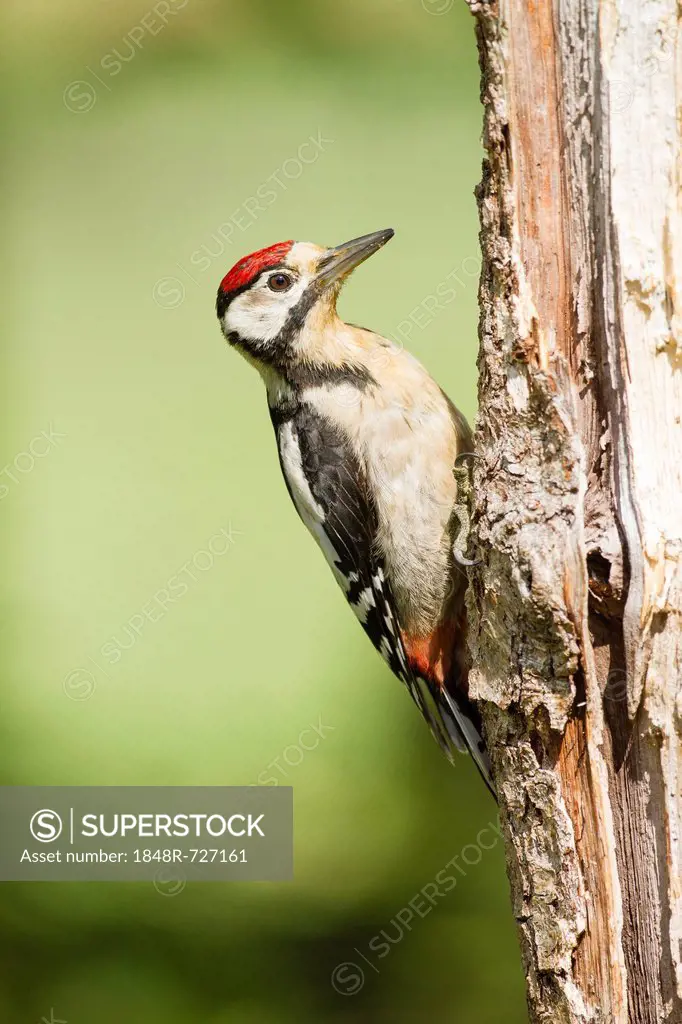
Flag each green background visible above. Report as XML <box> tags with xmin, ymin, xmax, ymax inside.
<box><xmin>2</xmin><ymin>0</ymin><xmax>527</xmax><ymax>1020</ymax></box>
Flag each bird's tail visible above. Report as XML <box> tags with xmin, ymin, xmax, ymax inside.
<box><xmin>406</xmin><ymin>668</ymin><xmax>496</xmax><ymax>800</ymax></box>
<box><xmin>438</xmin><ymin>685</ymin><xmax>497</xmax><ymax>800</ymax></box>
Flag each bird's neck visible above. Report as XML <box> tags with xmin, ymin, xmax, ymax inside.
<box><xmin>256</xmin><ymin>308</ymin><xmax>381</xmax><ymax>401</ymax></box>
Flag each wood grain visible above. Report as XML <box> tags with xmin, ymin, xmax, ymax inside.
<box><xmin>464</xmin><ymin>1</ymin><xmax>682</xmax><ymax>1020</ymax></box>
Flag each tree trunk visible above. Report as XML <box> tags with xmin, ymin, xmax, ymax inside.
<box><xmin>463</xmin><ymin>2</ymin><xmax>682</xmax><ymax>1022</ymax></box>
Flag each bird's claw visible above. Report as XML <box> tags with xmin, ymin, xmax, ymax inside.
<box><xmin>452</xmin><ymin>451</ymin><xmax>482</xmax><ymax>568</ymax></box>
<box><xmin>454</xmin><ymin>451</ymin><xmax>481</xmax><ymax>471</ymax></box>
<box><xmin>453</xmin><ymin>549</ymin><xmax>482</xmax><ymax>568</ymax></box>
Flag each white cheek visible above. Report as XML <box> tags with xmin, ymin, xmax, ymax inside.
<box><xmin>225</xmin><ymin>279</ymin><xmax>308</xmax><ymax>344</ymax></box>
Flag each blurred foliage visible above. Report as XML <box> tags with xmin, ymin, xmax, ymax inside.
<box><xmin>1</xmin><ymin>0</ymin><xmax>527</xmax><ymax>1021</ymax></box>
<box><xmin>5</xmin><ymin>0</ymin><xmax>473</xmax><ymax>61</ymax></box>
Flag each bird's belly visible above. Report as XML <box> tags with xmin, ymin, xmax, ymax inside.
<box><xmin>368</xmin><ymin>459</ymin><xmax>458</xmax><ymax>635</ymax></box>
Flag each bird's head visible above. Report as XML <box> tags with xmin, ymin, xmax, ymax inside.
<box><xmin>216</xmin><ymin>229</ymin><xmax>394</xmax><ymax>374</ymax></box>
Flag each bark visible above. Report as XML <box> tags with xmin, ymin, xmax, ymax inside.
<box><xmin>463</xmin><ymin>2</ymin><xmax>682</xmax><ymax>1022</ymax></box>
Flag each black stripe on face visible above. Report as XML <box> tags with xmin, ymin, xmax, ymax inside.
<box><xmin>219</xmin><ymin>276</ymin><xmax>377</xmax><ymax>392</ymax></box>
<box><xmin>215</xmin><ymin>262</ymin><xmax>292</xmax><ymax>320</ymax></box>
<box><xmin>216</xmin><ymin>263</ymin><xmax>311</xmax><ymax>339</ymax></box>
<box><xmin>215</xmin><ymin>287</ymin><xmax>228</xmax><ymax>321</ymax></box>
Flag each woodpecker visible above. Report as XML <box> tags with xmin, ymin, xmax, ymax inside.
<box><xmin>216</xmin><ymin>229</ymin><xmax>494</xmax><ymax>796</ymax></box>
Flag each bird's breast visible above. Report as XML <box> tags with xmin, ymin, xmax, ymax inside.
<box><xmin>303</xmin><ymin>376</ymin><xmax>464</xmax><ymax>635</ymax></box>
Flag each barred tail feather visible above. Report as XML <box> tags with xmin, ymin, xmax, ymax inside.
<box><xmin>439</xmin><ymin>687</ymin><xmax>497</xmax><ymax>800</ymax></box>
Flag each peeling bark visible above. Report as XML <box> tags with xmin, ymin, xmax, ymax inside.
<box><xmin>463</xmin><ymin>2</ymin><xmax>682</xmax><ymax>1021</ymax></box>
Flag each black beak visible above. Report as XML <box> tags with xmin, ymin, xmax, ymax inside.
<box><xmin>315</xmin><ymin>228</ymin><xmax>395</xmax><ymax>289</ymax></box>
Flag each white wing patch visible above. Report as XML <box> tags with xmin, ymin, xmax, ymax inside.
<box><xmin>352</xmin><ymin>587</ymin><xmax>376</xmax><ymax>623</ymax></box>
<box><xmin>278</xmin><ymin>421</ymin><xmax>349</xmax><ymax>590</ymax></box>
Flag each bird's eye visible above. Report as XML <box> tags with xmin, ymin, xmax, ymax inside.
<box><xmin>268</xmin><ymin>272</ymin><xmax>293</xmax><ymax>292</ymax></box>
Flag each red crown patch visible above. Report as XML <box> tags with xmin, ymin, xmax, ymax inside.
<box><xmin>219</xmin><ymin>241</ymin><xmax>294</xmax><ymax>295</ymax></box>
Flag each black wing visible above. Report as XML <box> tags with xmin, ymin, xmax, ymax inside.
<box><xmin>273</xmin><ymin>403</ymin><xmax>494</xmax><ymax>784</ymax></box>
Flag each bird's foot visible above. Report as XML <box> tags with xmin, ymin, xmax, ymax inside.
<box><xmin>452</xmin><ymin>452</ymin><xmax>482</xmax><ymax>567</ymax></box>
